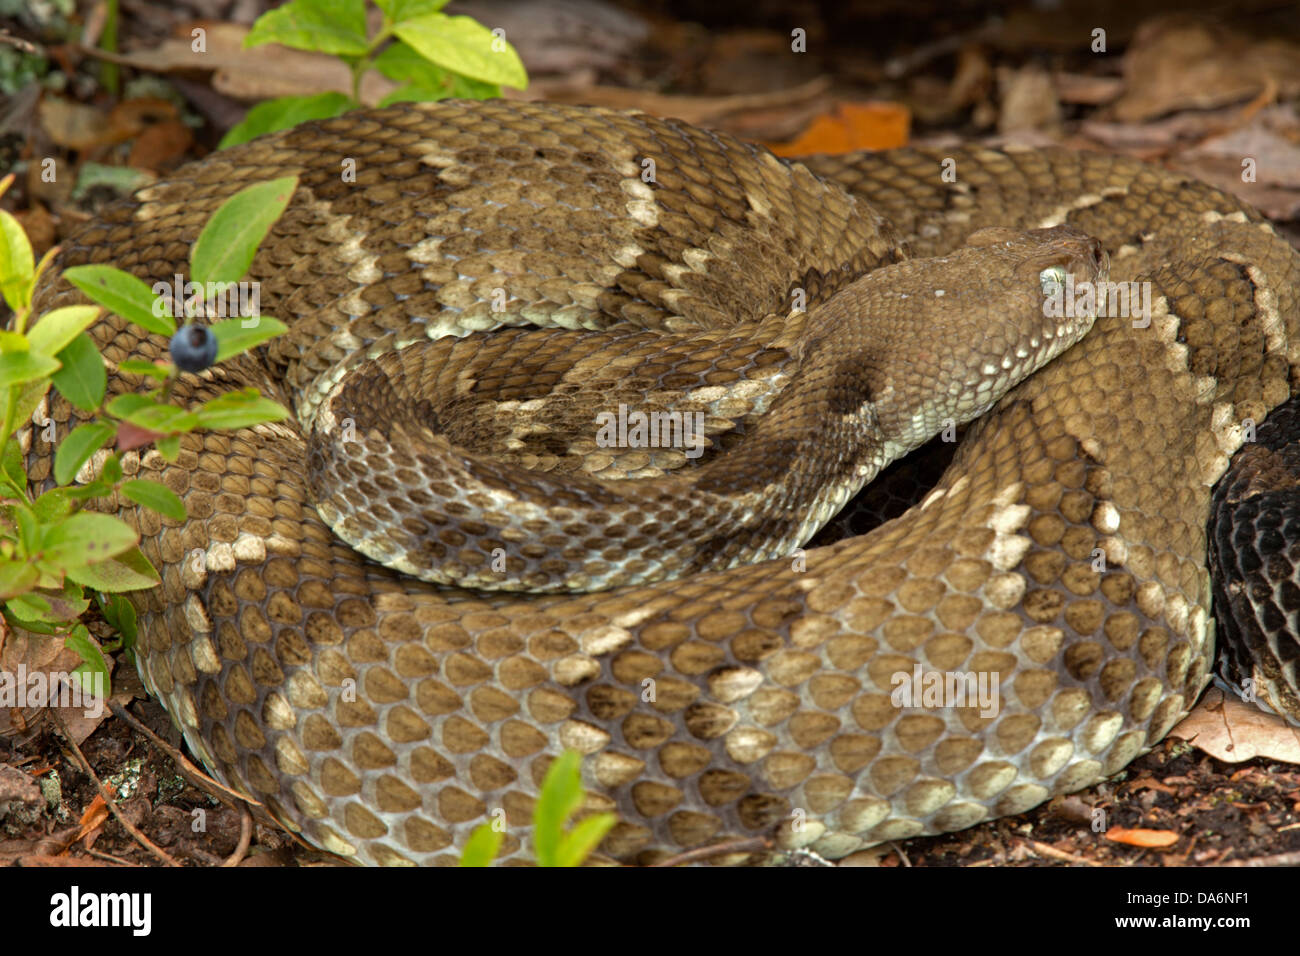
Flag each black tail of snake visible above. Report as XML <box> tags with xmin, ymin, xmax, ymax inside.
<box><xmin>26</xmin><ymin>100</ymin><xmax>1300</xmax><ymax>865</ymax></box>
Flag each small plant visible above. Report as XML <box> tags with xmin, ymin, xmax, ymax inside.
<box><xmin>0</xmin><ymin>172</ymin><xmax>296</xmax><ymax>690</ymax></box>
<box><xmin>459</xmin><ymin>750</ymin><xmax>617</xmax><ymax>867</ymax></box>
<box><xmin>221</xmin><ymin>0</ymin><xmax>528</xmax><ymax>148</ymax></box>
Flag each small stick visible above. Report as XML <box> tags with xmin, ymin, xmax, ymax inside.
<box><xmin>221</xmin><ymin>804</ymin><xmax>254</xmax><ymax>867</ymax></box>
<box><xmin>650</xmin><ymin>836</ymin><xmax>774</xmax><ymax>867</ymax></box>
<box><xmin>1216</xmin><ymin>849</ymin><xmax>1300</xmax><ymax>867</ymax></box>
<box><xmin>108</xmin><ymin>700</ymin><xmax>257</xmax><ymax>809</ymax></box>
<box><xmin>53</xmin><ymin>711</ymin><xmax>181</xmax><ymax>867</ymax></box>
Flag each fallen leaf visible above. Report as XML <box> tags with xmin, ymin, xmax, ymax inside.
<box><xmin>1080</xmin><ymin>111</ymin><xmax>1235</xmax><ymax>152</ymax></box>
<box><xmin>75</xmin><ymin>791</ymin><xmax>111</xmax><ymax>850</ymax></box>
<box><xmin>1104</xmin><ymin>827</ymin><xmax>1180</xmax><ymax>848</ymax></box>
<box><xmin>767</xmin><ymin>101</ymin><xmax>910</xmax><ymax>156</ymax></box>
<box><xmin>0</xmin><ymin>629</ymin><xmax>114</xmax><ymax>746</ymax></box>
<box><xmin>33</xmin><ymin>96</ymin><xmax>189</xmax><ymax>183</ymax></box>
<box><xmin>1047</xmin><ymin>794</ymin><xmax>1095</xmax><ymax>825</ymax></box>
<box><xmin>425</xmin><ymin>0</ymin><xmax>650</xmax><ymax>76</ymax></box>
<box><xmin>106</xmin><ymin>98</ymin><xmax>182</xmax><ymax>141</ymax></box>
<box><xmin>997</xmin><ymin>63</ymin><xmax>1062</xmax><ymax>135</ymax></box>
<box><xmin>37</xmin><ymin>98</ymin><xmax>115</xmax><ymax>152</ymax></box>
<box><xmin>1169</xmin><ymin>686</ymin><xmax>1300</xmax><ymax>763</ymax></box>
<box><xmin>1112</xmin><ymin>15</ymin><xmax>1300</xmax><ymax>122</ymax></box>
<box><xmin>948</xmin><ymin>45</ymin><xmax>994</xmax><ymax>110</ymax></box>
<box><xmin>0</xmin><ymin>763</ymin><xmax>42</xmax><ymax>806</ymax></box>
<box><xmin>1053</xmin><ymin>72</ymin><xmax>1125</xmax><ymax>106</ymax></box>
<box><xmin>109</xmin><ymin>22</ymin><xmax>396</xmax><ymax>105</ymax></box>
<box><xmin>699</xmin><ymin>29</ymin><xmax>822</xmax><ymax>96</ymax></box>
<box><xmin>1172</xmin><ymin>108</ymin><xmax>1300</xmax><ymax>219</ymax></box>
<box><xmin>127</xmin><ymin>120</ymin><xmax>193</xmax><ymax>171</ymax></box>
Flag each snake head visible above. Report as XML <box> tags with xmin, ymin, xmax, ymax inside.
<box><xmin>969</xmin><ymin>224</ymin><xmax>1109</xmax><ymax>299</ymax></box>
<box><xmin>831</xmin><ymin>224</ymin><xmax>1111</xmax><ymax>458</ymax></box>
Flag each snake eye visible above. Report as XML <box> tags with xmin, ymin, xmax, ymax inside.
<box><xmin>1039</xmin><ymin>264</ymin><xmax>1067</xmax><ymax>297</ymax></box>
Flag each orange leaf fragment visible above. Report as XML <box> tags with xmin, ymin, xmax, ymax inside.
<box><xmin>74</xmin><ymin>790</ymin><xmax>112</xmax><ymax>851</ymax></box>
<box><xmin>1104</xmin><ymin>827</ymin><xmax>1179</xmax><ymax>848</ymax></box>
<box><xmin>767</xmin><ymin>101</ymin><xmax>911</xmax><ymax>156</ymax></box>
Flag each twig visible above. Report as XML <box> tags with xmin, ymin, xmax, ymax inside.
<box><xmin>0</xmin><ymin>30</ymin><xmax>43</xmax><ymax>56</ymax></box>
<box><xmin>84</xmin><ymin>848</ymin><xmax>144</xmax><ymax>867</ymax></box>
<box><xmin>889</xmin><ymin>841</ymin><xmax>912</xmax><ymax>867</ymax></box>
<box><xmin>1026</xmin><ymin>839</ymin><xmax>1102</xmax><ymax>866</ymax></box>
<box><xmin>108</xmin><ymin>700</ymin><xmax>257</xmax><ymax>809</ymax></box>
<box><xmin>650</xmin><ymin>836</ymin><xmax>774</xmax><ymax>867</ymax></box>
<box><xmin>1216</xmin><ymin>849</ymin><xmax>1300</xmax><ymax>867</ymax></box>
<box><xmin>52</xmin><ymin>710</ymin><xmax>181</xmax><ymax>867</ymax></box>
<box><xmin>221</xmin><ymin>803</ymin><xmax>253</xmax><ymax>867</ymax></box>
<box><xmin>883</xmin><ymin>19</ymin><xmax>1002</xmax><ymax>78</ymax></box>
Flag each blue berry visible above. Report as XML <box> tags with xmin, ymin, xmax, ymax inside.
<box><xmin>169</xmin><ymin>325</ymin><xmax>218</xmax><ymax>372</ymax></box>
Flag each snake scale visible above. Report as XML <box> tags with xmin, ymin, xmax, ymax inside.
<box><xmin>27</xmin><ymin>100</ymin><xmax>1300</xmax><ymax>865</ymax></box>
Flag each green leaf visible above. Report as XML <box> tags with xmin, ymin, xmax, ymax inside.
<box><xmin>210</xmin><ymin>316</ymin><xmax>288</xmax><ymax>363</ymax></box>
<box><xmin>27</xmin><ymin>306</ymin><xmax>102</xmax><ymax>358</ymax></box>
<box><xmin>66</xmin><ymin>623</ymin><xmax>112</xmax><ymax>698</ymax></box>
<box><xmin>155</xmin><ymin>435</ymin><xmax>181</xmax><ymax>460</ymax></box>
<box><xmin>372</xmin><ymin>40</ymin><xmax>438</xmax><ymax>84</ymax></box>
<box><xmin>120</xmin><ymin>479</ymin><xmax>186</xmax><ymax>521</ymax></box>
<box><xmin>9</xmin><ymin>379</ymin><xmax>51</xmax><ymax>449</ymax></box>
<box><xmin>190</xmin><ymin>176</ymin><xmax>299</xmax><ymax>286</ymax></box>
<box><xmin>376</xmin><ymin>0</ymin><xmax>450</xmax><ymax>22</ymax></box>
<box><xmin>244</xmin><ymin>0</ymin><xmax>369</xmax><ymax>56</ymax></box>
<box><xmin>395</xmin><ymin>14</ymin><xmax>528</xmax><ymax>89</ymax></box>
<box><xmin>554</xmin><ymin>813</ymin><xmax>616</xmax><ymax>868</ymax></box>
<box><xmin>0</xmin><ymin>208</ymin><xmax>35</xmax><ymax>313</ymax></box>
<box><xmin>104</xmin><ymin>393</ymin><xmax>155</xmax><ymax>419</ymax></box>
<box><xmin>4</xmin><ymin>581</ymin><xmax>87</xmax><ymax>627</ymax></box>
<box><xmin>54</xmin><ymin>421</ymin><xmax>115</xmax><ymax>485</ymax></box>
<box><xmin>97</xmin><ymin>591</ymin><xmax>139</xmax><ymax>648</ymax></box>
<box><xmin>41</xmin><ymin>512</ymin><xmax>138</xmax><ymax>567</ymax></box>
<box><xmin>120</xmin><ymin>403</ymin><xmax>199</xmax><ymax>434</ymax></box>
<box><xmin>376</xmin><ymin>83</ymin><xmax>441</xmax><ymax>107</ymax></box>
<box><xmin>195</xmin><ymin>389</ymin><xmax>289</xmax><ymax>430</ymax></box>
<box><xmin>14</xmin><ymin>505</ymin><xmax>39</xmax><ymax>554</ymax></box>
<box><xmin>6</xmin><ymin>591</ymin><xmax>52</xmax><ymax>622</ymax></box>
<box><xmin>0</xmin><ymin>350</ymin><xmax>60</xmax><ymax>390</ymax></box>
<box><xmin>32</xmin><ymin>488</ymin><xmax>74</xmax><ymax>522</ymax></box>
<box><xmin>63</xmin><ymin>265</ymin><xmax>173</xmax><ymax>336</ymax></box>
<box><xmin>45</xmin><ymin>582</ymin><xmax>91</xmax><ymax>624</ymax></box>
<box><xmin>63</xmin><ymin>479</ymin><xmax>114</xmax><ymax>501</ymax></box>
<box><xmin>0</xmin><ymin>560</ymin><xmax>38</xmax><ymax>600</ymax></box>
<box><xmin>71</xmin><ymin>163</ymin><xmax>153</xmax><ymax>202</ymax></box>
<box><xmin>118</xmin><ymin>359</ymin><xmax>172</xmax><ymax>381</ymax></box>
<box><xmin>3</xmin><ymin>609</ymin><xmax>60</xmax><ymax>634</ymax></box>
<box><xmin>533</xmin><ymin>751</ymin><xmax>584</xmax><ymax>866</ymax></box>
<box><xmin>0</xmin><ymin>331</ymin><xmax>28</xmax><ymax>352</ymax></box>
<box><xmin>219</xmin><ymin>93</ymin><xmax>354</xmax><ymax>149</ymax></box>
<box><xmin>50</xmin><ymin>332</ymin><xmax>106</xmax><ymax>412</ymax></box>
<box><xmin>1</xmin><ymin>436</ymin><xmax>26</xmax><ymax>498</ymax></box>
<box><xmin>65</xmin><ymin>546</ymin><xmax>159</xmax><ymax>592</ymax></box>
<box><xmin>379</xmin><ymin>76</ymin><xmax>500</xmax><ymax>106</ymax></box>
<box><xmin>373</xmin><ymin>42</ymin><xmax>500</xmax><ymax>105</ymax></box>
<box><xmin>458</xmin><ymin>821</ymin><xmax>504</xmax><ymax>867</ymax></box>
<box><xmin>100</xmin><ymin>453</ymin><xmax>122</xmax><ymax>485</ymax></box>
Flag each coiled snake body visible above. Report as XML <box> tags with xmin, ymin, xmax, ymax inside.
<box><xmin>29</xmin><ymin>100</ymin><xmax>1300</xmax><ymax>864</ymax></box>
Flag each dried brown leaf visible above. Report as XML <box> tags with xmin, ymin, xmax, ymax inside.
<box><xmin>1170</xmin><ymin>687</ymin><xmax>1300</xmax><ymax>764</ymax></box>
